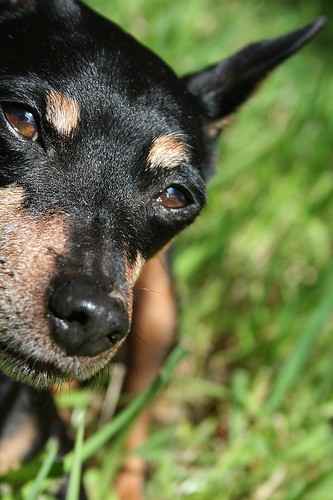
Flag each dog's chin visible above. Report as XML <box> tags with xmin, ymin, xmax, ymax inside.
<box><xmin>0</xmin><ymin>344</ymin><xmax>119</xmax><ymax>389</ymax></box>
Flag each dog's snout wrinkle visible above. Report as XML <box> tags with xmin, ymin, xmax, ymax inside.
<box><xmin>49</xmin><ymin>278</ymin><xmax>129</xmax><ymax>357</ymax></box>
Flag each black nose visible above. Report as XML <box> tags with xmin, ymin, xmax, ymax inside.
<box><xmin>49</xmin><ymin>278</ymin><xmax>129</xmax><ymax>357</ymax></box>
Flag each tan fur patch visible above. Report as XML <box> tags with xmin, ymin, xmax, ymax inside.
<box><xmin>205</xmin><ymin>114</ymin><xmax>236</xmax><ymax>139</ymax></box>
<box><xmin>46</xmin><ymin>90</ymin><xmax>80</xmax><ymax>136</ymax></box>
<box><xmin>0</xmin><ymin>186</ymin><xmax>68</xmax><ymax>301</ymax></box>
<box><xmin>0</xmin><ymin>187</ymin><xmax>124</xmax><ymax>386</ymax></box>
<box><xmin>146</xmin><ymin>134</ymin><xmax>188</xmax><ymax>169</ymax></box>
<box><xmin>0</xmin><ymin>187</ymin><xmax>69</xmax><ymax>383</ymax></box>
<box><xmin>125</xmin><ymin>253</ymin><xmax>145</xmax><ymax>318</ymax></box>
<box><xmin>126</xmin><ymin>253</ymin><xmax>145</xmax><ymax>287</ymax></box>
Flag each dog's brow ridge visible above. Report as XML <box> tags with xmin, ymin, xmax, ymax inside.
<box><xmin>46</xmin><ymin>90</ymin><xmax>80</xmax><ymax>136</ymax></box>
<box><xmin>146</xmin><ymin>135</ymin><xmax>188</xmax><ymax>169</ymax></box>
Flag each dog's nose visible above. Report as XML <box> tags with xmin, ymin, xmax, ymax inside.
<box><xmin>49</xmin><ymin>278</ymin><xmax>129</xmax><ymax>357</ymax></box>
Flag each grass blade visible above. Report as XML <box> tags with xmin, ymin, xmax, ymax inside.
<box><xmin>63</xmin><ymin>345</ymin><xmax>187</xmax><ymax>471</ymax></box>
<box><xmin>65</xmin><ymin>410</ymin><xmax>85</xmax><ymax>500</ymax></box>
<box><xmin>24</xmin><ymin>438</ymin><xmax>59</xmax><ymax>500</ymax></box>
<box><xmin>265</xmin><ymin>265</ymin><xmax>333</xmax><ymax>414</ymax></box>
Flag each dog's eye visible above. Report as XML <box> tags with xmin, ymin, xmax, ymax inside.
<box><xmin>157</xmin><ymin>186</ymin><xmax>193</xmax><ymax>209</ymax></box>
<box><xmin>3</xmin><ymin>106</ymin><xmax>38</xmax><ymax>141</ymax></box>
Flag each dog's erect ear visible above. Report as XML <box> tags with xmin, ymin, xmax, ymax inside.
<box><xmin>183</xmin><ymin>17</ymin><xmax>326</xmax><ymax>139</ymax></box>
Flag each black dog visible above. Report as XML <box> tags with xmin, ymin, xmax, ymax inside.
<box><xmin>0</xmin><ymin>0</ymin><xmax>325</xmax><ymax>497</ymax></box>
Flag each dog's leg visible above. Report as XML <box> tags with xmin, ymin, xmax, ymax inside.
<box><xmin>0</xmin><ymin>375</ymin><xmax>82</xmax><ymax>498</ymax></box>
<box><xmin>0</xmin><ymin>376</ymin><xmax>72</xmax><ymax>471</ymax></box>
<box><xmin>115</xmin><ymin>252</ymin><xmax>178</xmax><ymax>500</ymax></box>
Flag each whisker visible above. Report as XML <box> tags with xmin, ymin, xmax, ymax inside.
<box><xmin>133</xmin><ymin>286</ymin><xmax>169</xmax><ymax>298</ymax></box>
<box><xmin>130</xmin><ymin>323</ymin><xmax>155</xmax><ymax>353</ymax></box>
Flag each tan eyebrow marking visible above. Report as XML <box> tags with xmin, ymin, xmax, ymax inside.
<box><xmin>146</xmin><ymin>134</ymin><xmax>188</xmax><ymax>169</ymax></box>
<box><xmin>46</xmin><ymin>90</ymin><xmax>80</xmax><ymax>136</ymax></box>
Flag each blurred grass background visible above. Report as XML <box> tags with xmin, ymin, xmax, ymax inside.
<box><xmin>2</xmin><ymin>0</ymin><xmax>332</xmax><ymax>499</ymax></box>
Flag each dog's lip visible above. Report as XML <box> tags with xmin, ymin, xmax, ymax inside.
<box><xmin>0</xmin><ymin>341</ymin><xmax>69</xmax><ymax>387</ymax></box>
<box><xmin>0</xmin><ymin>339</ymin><xmax>117</xmax><ymax>388</ymax></box>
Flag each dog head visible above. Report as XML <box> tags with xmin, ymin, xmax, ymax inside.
<box><xmin>0</xmin><ymin>0</ymin><xmax>325</xmax><ymax>386</ymax></box>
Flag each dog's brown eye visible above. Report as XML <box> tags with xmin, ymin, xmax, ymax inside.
<box><xmin>157</xmin><ymin>186</ymin><xmax>192</xmax><ymax>209</ymax></box>
<box><xmin>3</xmin><ymin>106</ymin><xmax>38</xmax><ymax>141</ymax></box>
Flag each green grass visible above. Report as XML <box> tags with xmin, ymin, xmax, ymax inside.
<box><xmin>1</xmin><ymin>0</ymin><xmax>332</xmax><ymax>498</ymax></box>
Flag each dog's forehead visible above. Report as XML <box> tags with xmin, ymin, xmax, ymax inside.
<box><xmin>0</xmin><ymin>0</ymin><xmax>206</xmax><ymax>211</ymax></box>
<box><xmin>0</xmin><ymin>1</ymin><xmax>200</xmax><ymax>142</ymax></box>
<box><xmin>0</xmin><ymin>1</ymin><xmax>184</xmax><ymax>100</ymax></box>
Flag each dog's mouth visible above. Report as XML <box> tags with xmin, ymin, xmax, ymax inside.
<box><xmin>0</xmin><ymin>339</ymin><xmax>120</xmax><ymax>389</ymax></box>
<box><xmin>0</xmin><ymin>344</ymin><xmax>68</xmax><ymax>387</ymax></box>
<box><xmin>0</xmin><ymin>276</ymin><xmax>130</xmax><ymax>388</ymax></box>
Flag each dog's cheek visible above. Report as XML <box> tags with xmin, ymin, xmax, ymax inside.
<box><xmin>125</xmin><ymin>252</ymin><xmax>146</xmax><ymax>319</ymax></box>
<box><xmin>0</xmin><ymin>187</ymin><xmax>68</xmax><ymax>353</ymax></box>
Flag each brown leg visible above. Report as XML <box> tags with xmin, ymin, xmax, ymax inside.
<box><xmin>115</xmin><ymin>252</ymin><xmax>178</xmax><ymax>499</ymax></box>
<box><xmin>0</xmin><ymin>375</ymin><xmax>83</xmax><ymax>499</ymax></box>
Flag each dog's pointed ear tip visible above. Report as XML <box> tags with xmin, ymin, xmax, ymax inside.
<box><xmin>313</xmin><ymin>15</ymin><xmax>327</xmax><ymax>27</ymax></box>
<box><xmin>307</xmin><ymin>15</ymin><xmax>327</xmax><ymax>34</ymax></box>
